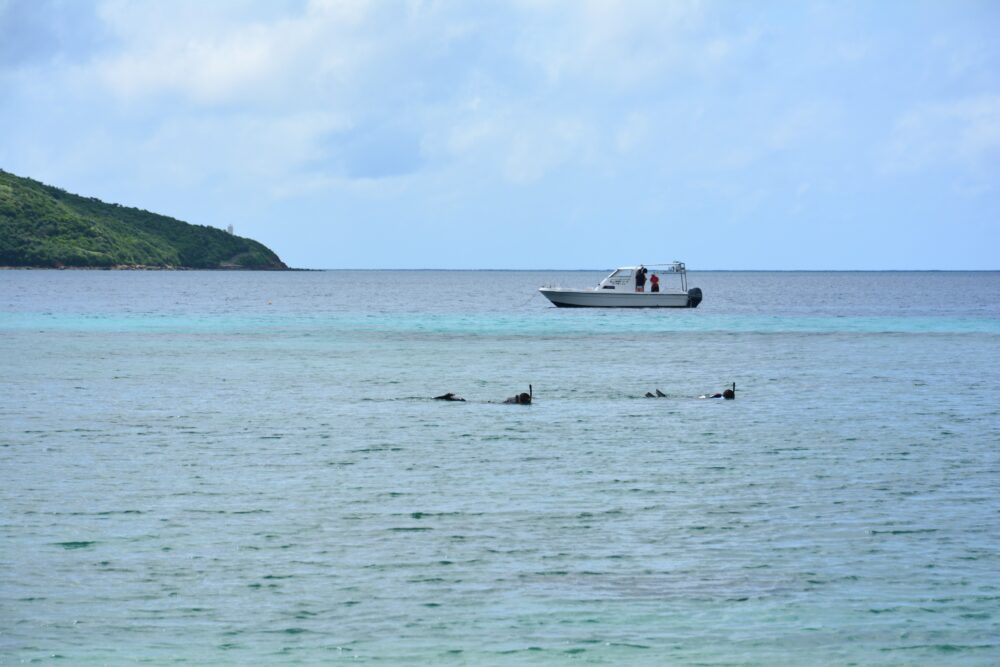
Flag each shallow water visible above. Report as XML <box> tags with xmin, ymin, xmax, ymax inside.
<box><xmin>2</xmin><ymin>270</ymin><xmax>999</xmax><ymax>665</ymax></box>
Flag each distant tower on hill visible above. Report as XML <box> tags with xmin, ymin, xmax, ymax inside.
<box><xmin>227</xmin><ymin>225</ymin><xmax>234</xmax><ymax>235</ymax></box>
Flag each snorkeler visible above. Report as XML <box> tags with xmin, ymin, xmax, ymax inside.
<box><xmin>700</xmin><ymin>383</ymin><xmax>736</xmax><ymax>400</ymax></box>
<box><xmin>504</xmin><ymin>385</ymin><xmax>532</xmax><ymax>404</ymax></box>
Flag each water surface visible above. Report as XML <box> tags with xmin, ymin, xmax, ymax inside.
<box><xmin>2</xmin><ymin>270</ymin><xmax>999</xmax><ymax>665</ymax></box>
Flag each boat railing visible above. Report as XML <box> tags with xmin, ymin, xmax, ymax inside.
<box><xmin>646</xmin><ymin>262</ymin><xmax>685</xmax><ymax>273</ymax></box>
<box><xmin>643</xmin><ymin>262</ymin><xmax>688</xmax><ymax>291</ymax></box>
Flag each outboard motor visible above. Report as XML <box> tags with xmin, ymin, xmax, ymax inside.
<box><xmin>686</xmin><ymin>287</ymin><xmax>703</xmax><ymax>308</ymax></box>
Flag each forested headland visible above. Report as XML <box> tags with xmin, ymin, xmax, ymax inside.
<box><xmin>0</xmin><ymin>170</ymin><xmax>288</xmax><ymax>269</ymax></box>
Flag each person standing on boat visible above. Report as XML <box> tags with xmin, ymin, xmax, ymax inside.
<box><xmin>649</xmin><ymin>273</ymin><xmax>660</xmax><ymax>292</ymax></box>
<box><xmin>635</xmin><ymin>266</ymin><xmax>647</xmax><ymax>292</ymax></box>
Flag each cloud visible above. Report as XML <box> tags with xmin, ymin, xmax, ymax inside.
<box><xmin>614</xmin><ymin>111</ymin><xmax>651</xmax><ymax>154</ymax></box>
<box><xmin>502</xmin><ymin>115</ymin><xmax>593</xmax><ymax>183</ymax></box>
<box><xmin>18</xmin><ymin>0</ymin><xmax>754</xmax><ymax>189</ymax></box>
<box><xmin>514</xmin><ymin>0</ymin><xmax>708</xmax><ymax>89</ymax></box>
<box><xmin>93</xmin><ymin>0</ymin><xmax>373</xmax><ymax>106</ymax></box>
<box><xmin>323</xmin><ymin>120</ymin><xmax>425</xmax><ymax>179</ymax></box>
<box><xmin>140</xmin><ymin>111</ymin><xmax>349</xmax><ymax>184</ymax></box>
<box><xmin>4</xmin><ymin>0</ymin><xmax>998</xmax><ymax>271</ymax></box>
<box><xmin>0</xmin><ymin>0</ymin><xmax>109</xmax><ymax>67</ymax></box>
<box><xmin>883</xmin><ymin>95</ymin><xmax>1000</xmax><ymax>178</ymax></box>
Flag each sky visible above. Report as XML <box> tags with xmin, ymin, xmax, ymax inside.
<box><xmin>1</xmin><ymin>0</ymin><xmax>998</xmax><ymax>270</ymax></box>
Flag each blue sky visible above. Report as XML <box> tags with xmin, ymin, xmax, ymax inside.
<box><xmin>1</xmin><ymin>0</ymin><xmax>998</xmax><ymax>269</ymax></box>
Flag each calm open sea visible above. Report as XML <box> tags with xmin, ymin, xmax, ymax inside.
<box><xmin>2</xmin><ymin>270</ymin><xmax>999</xmax><ymax>665</ymax></box>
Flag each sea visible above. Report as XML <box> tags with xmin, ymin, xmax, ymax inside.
<box><xmin>1</xmin><ymin>269</ymin><xmax>999</xmax><ymax>666</ymax></box>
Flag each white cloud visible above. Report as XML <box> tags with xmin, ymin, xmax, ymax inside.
<box><xmin>502</xmin><ymin>115</ymin><xmax>593</xmax><ymax>183</ymax></box>
<box><xmin>92</xmin><ymin>0</ymin><xmax>375</xmax><ymax>106</ymax></box>
<box><xmin>429</xmin><ymin>100</ymin><xmax>594</xmax><ymax>184</ymax></box>
<box><xmin>67</xmin><ymin>0</ymin><xmax>763</xmax><ymax>188</ymax></box>
<box><xmin>765</xmin><ymin>102</ymin><xmax>839</xmax><ymax>153</ymax></box>
<box><xmin>883</xmin><ymin>95</ymin><xmax>1000</xmax><ymax>175</ymax></box>
<box><xmin>4</xmin><ymin>0</ymin><xmax>999</xmax><ymax>269</ymax></box>
<box><xmin>614</xmin><ymin>112</ymin><xmax>651</xmax><ymax>153</ymax></box>
<box><xmin>516</xmin><ymin>0</ymin><xmax>706</xmax><ymax>88</ymax></box>
<box><xmin>130</xmin><ymin>111</ymin><xmax>350</xmax><ymax>194</ymax></box>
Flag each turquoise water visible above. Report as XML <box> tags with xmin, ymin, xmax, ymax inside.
<box><xmin>2</xmin><ymin>270</ymin><xmax>999</xmax><ymax>665</ymax></box>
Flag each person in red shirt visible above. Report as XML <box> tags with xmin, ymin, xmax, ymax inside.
<box><xmin>649</xmin><ymin>273</ymin><xmax>660</xmax><ymax>292</ymax></box>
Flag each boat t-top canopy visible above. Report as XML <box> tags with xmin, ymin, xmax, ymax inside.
<box><xmin>618</xmin><ymin>262</ymin><xmax>686</xmax><ymax>273</ymax></box>
<box><xmin>600</xmin><ymin>262</ymin><xmax>688</xmax><ymax>291</ymax></box>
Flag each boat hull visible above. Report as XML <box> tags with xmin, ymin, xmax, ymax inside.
<box><xmin>539</xmin><ymin>287</ymin><xmax>699</xmax><ymax>308</ymax></box>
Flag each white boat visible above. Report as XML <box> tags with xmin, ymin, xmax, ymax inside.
<box><xmin>539</xmin><ymin>262</ymin><xmax>703</xmax><ymax>308</ymax></box>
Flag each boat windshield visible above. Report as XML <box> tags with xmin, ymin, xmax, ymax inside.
<box><xmin>600</xmin><ymin>269</ymin><xmax>634</xmax><ymax>289</ymax></box>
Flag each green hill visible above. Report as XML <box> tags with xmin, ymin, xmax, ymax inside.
<box><xmin>0</xmin><ymin>170</ymin><xmax>288</xmax><ymax>269</ymax></box>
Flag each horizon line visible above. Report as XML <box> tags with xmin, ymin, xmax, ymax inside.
<box><xmin>295</xmin><ymin>267</ymin><xmax>1000</xmax><ymax>272</ymax></box>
